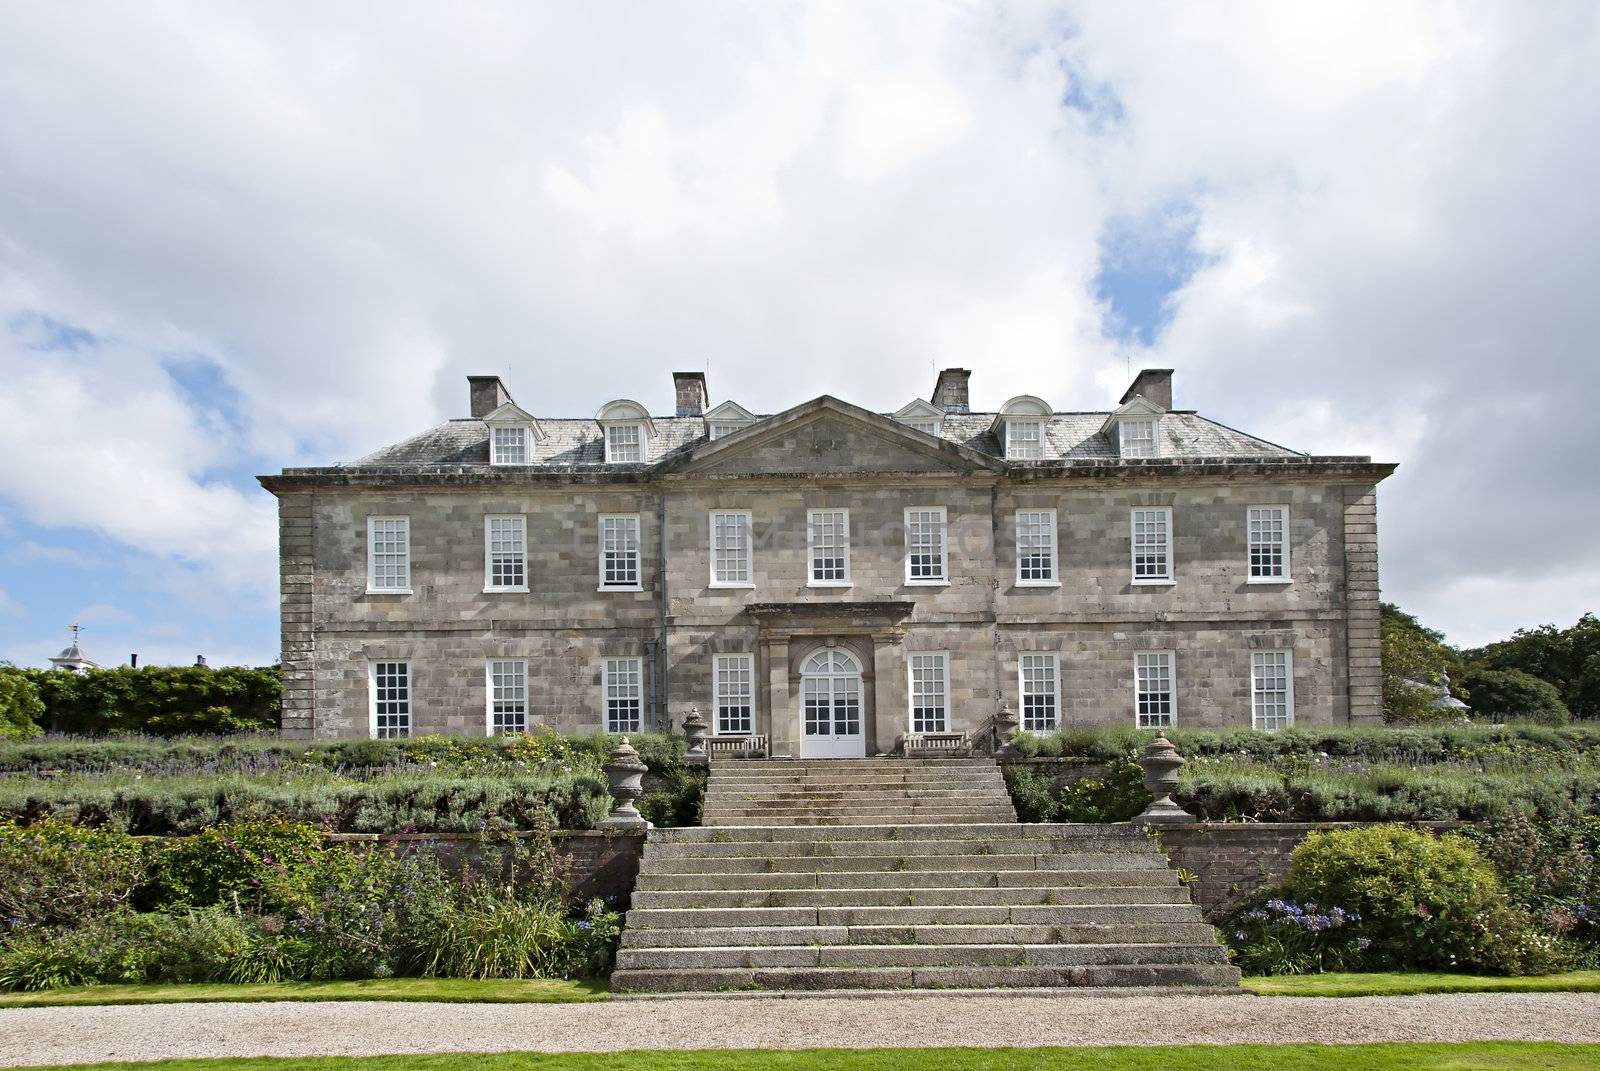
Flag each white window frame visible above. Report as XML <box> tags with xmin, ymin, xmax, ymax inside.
<box><xmin>712</xmin><ymin>653</ymin><xmax>756</xmax><ymax>735</ymax></box>
<box><xmin>1130</xmin><ymin>507</ymin><xmax>1175</xmax><ymax>585</ymax></box>
<box><xmin>1247</xmin><ymin>505</ymin><xmax>1291</xmax><ymax>583</ymax></box>
<box><xmin>904</xmin><ymin>506</ymin><xmax>949</xmax><ymax>585</ymax></box>
<box><xmin>604</xmin><ymin>423</ymin><xmax>645</xmax><ymax>463</ymax></box>
<box><xmin>1251</xmin><ymin>651</ymin><xmax>1295</xmax><ymax>731</ymax></box>
<box><xmin>1018</xmin><ymin>652</ymin><xmax>1060</xmax><ymax>732</ymax></box>
<box><xmin>483</xmin><ymin>514</ymin><xmax>529</xmax><ymax>593</ymax></box>
<box><xmin>365</xmin><ymin>516</ymin><xmax>412</xmax><ymax>594</ymax></box>
<box><xmin>485</xmin><ymin>658</ymin><xmax>528</xmax><ymax>735</ymax></box>
<box><xmin>368</xmin><ymin>660</ymin><xmax>411</xmax><ymax>739</ymax></box>
<box><xmin>1006</xmin><ymin>419</ymin><xmax>1044</xmax><ymax>460</ymax></box>
<box><xmin>806</xmin><ymin>508</ymin><xmax>852</xmax><ymax>587</ymax></box>
<box><xmin>708</xmin><ymin>422</ymin><xmax>745</xmax><ymax>440</ymax></box>
<box><xmin>602</xmin><ymin>656</ymin><xmax>643</xmax><ymax>734</ymax></box>
<box><xmin>1014</xmin><ymin>509</ymin><xmax>1059</xmax><ymax>586</ymax></box>
<box><xmin>908</xmin><ymin>651</ymin><xmax>950</xmax><ymax>734</ymax></box>
<box><xmin>709</xmin><ymin>509</ymin><xmax>755</xmax><ymax>588</ymax></box>
<box><xmin>906</xmin><ymin>418</ymin><xmax>940</xmax><ymax>435</ymax></box>
<box><xmin>1135</xmin><ymin>651</ymin><xmax>1177</xmax><ymax>729</ymax></box>
<box><xmin>490</xmin><ymin>425</ymin><xmax>530</xmax><ymax>465</ymax></box>
<box><xmin>1119</xmin><ymin>419</ymin><xmax>1158</xmax><ymax>458</ymax></box>
<box><xmin>598</xmin><ymin>514</ymin><xmax>642</xmax><ymax>592</ymax></box>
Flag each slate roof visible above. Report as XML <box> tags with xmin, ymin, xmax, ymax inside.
<box><xmin>349</xmin><ymin>407</ymin><xmax>1301</xmax><ymax>468</ymax></box>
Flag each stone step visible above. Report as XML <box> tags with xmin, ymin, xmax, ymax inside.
<box><xmin>640</xmin><ymin>852</ymin><xmax>1166</xmax><ymax>875</ymax></box>
<box><xmin>709</xmin><ymin>813</ymin><xmax>1022</xmax><ymax>827</ymax></box>
<box><xmin>710</xmin><ymin>770</ymin><xmax>1008</xmax><ymax>783</ymax></box>
<box><xmin>635</xmin><ymin>867</ymin><xmax>1179</xmax><ymax>892</ymax></box>
<box><xmin>619</xmin><ymin>921</ymin><xmax>1221</xmax><ymax>948</ymax></box>
<box><xmin>647</xmin><ymin>822</ymin><xmax>1151</xmax><ymax>844</ymax></box>
<box><xmin>709</xmin><ymin>788</ymin><xmax>1001</xmax><ymax>801</ymax></box>
<box><xmin>715</xmin><ymin>759</ymin><xmax>996</xmax><ymax>769</ymax></box>
<box><xmin>631</xmin><ymin>884</ymin><xmax>1193</xmax><ymax>910</ymax></box>
<box><xmin>616</xmin><ymin>941</ymin><xmax>1228</xmax><ymax>971</ymax></box>
<box><xmin>611</xmin><ymin>962</ymin><xmax>1243</xmax><ymax>993</ymax></box>
<box><xmin>624</xmin><ymin>903</ymin><xmax>1205</xmax><ymax>929</ymax></box>
<box><xmin>701</xmin><ymin>806</ymin><xmax>1014</xmax><ymax>821</ymax></box>
<box><xmin>709</xmin><ymin>780</ymin><xmax>1007</xmax><ymax>793</ymax></box>
<box><xmin>642</xmin><ymin>836</ymin><xmax>1158</xmax><ymax>862</ymax></box>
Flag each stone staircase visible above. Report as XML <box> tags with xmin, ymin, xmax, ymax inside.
<box><xmin>610</xmin><ymin>758</ymin><xmax>1240</xmax><ymax>994</ymax></box>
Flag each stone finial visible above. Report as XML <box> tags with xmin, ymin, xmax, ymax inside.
<box><xmin>1134</xmin><ymin>734</ymin><xmax>1196</xmax><ymax>825</ymax></box>
<box><xmin>600</xmin><ymin>735</ymin><xmax>651</xmax><ymax>829</ymax></box>
<box><xmin>682</xmin><ymin>706</ymin><xmax>709</xmax><ymax>758</ymax></box>
<box><xmin>993</xmin><ymin>704</ymin><xmax>1020</xmax><ymax>757</ymax></box>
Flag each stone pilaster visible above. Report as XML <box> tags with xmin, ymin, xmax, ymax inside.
<box><xmin>277</xmin><ymin>492</ymin><xmax>316</xmax><ymax>739</ymax></box>
<box><xmin>1342</xmin><ymin>484</ymin><xmax>1382</xmax><ymax>726</ymax></box>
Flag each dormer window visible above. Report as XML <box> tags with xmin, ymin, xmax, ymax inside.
<box><xmin>596</xmin><ymin>399</ymin><xmax>655</xmax><ymax>464</ymax></box>
<box><xmin>703</xmin><ymin>400</ymin><xmax>756</xmax><ymax>441</ymax></box>
<box><xmin>708</xmin><ymin>423</ymin><xmax>742</xmax><ymax>441</ymax></box>
<box><xmin>605</xmin><ymin>424</ymin><xmax>643</xmax><ymax>462</ymax></box>
<box><xmin>893</xmin><ymin>399</ymin><xmax>944</xmax><ymax>438</ymax></box>
<box><xmin>491</xmin><ymin>426</ymin><xmax>529</xmax><ymax>465</ymax></box>
<box><xmin>482</xmin><ymin>401</ymin><xmax>544</xmax><ymax>466</ymax></box>
<box><xmin>1006</xmin><ymin>420</ymin><xmax>1043</xmax><ymax>459</ymax></box>
<box><xmin>993</xmin><ymin>395</ymin><xmax>1053</xmax><ymax>461</ymax></box>
<box><xmin>1119</xmin><ymin>419</ymin><xmax>1158</xmax><ymax>458</ymax></box>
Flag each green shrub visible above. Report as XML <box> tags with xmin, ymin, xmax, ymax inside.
<box><xmin>1282</xmin><ymin>825</ymin><xmax>1562</xmax><ymax>975</ymax></box>
<box><xmin>1461</xmin><ymin>667</ymin><xmax>1571</xmax><ymax>725</ymax></box>
<box><xmin>0</xmin><ymin>907</ymin><xmax>265</xmax><ymax>989</ymax></box>
<box><xmin>0</xmin><ymin>666</ymin><xmax>44</xmax><ymax>739</ymax></box>
<box><xmin>0</xmin><ymin>818</ymin><xmax>146</xmax><ymax>931</ymax></box>
<box><xmin>24</xmin><ymin>665</ymin><xmax>281</xmax><ymax>736</ymax></box>
<box><xmin>151</xmin><ymin>817</ymin><xmax>326</xmax><ymax>909</ymax></box>
<box><xmin>1001</xmin><ymin>759</ymin><xmax>1150</xmax><ymax>823</ymax></box>
<box><xmin>1463</xmin><ymin>815</ymin><xmax>1600</xmax><ymax>966</ymax></box>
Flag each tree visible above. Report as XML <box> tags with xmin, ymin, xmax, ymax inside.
<box><xmin>0</xmin><ymin>664</ymin><xmax>45</xmax><ymax>738</ymax></box>
<box><xmin>1381</xmin><ymin>603</ymin><xmax>1462</xmax><ymax>723</ymax></box>
<box><xmin>1458</xmin><ymin>666</ymin><xmax>1570</xmax><ymax>725</ymax></box>
<box><xmin>1466</xmin><ymin>614</ymin><xmax>1600</xmax><ymax>719</ymax></box>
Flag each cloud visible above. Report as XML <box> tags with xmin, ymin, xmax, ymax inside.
<box><xmin>0</xmin><ymin>1</ymin><xmax>1594</xmax><ymax>653</ymax></box>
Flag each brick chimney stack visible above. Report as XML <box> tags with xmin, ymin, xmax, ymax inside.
<box><xmin>931</xmin><ymin>368</ymin><xmax>971</xmax><ymax>414</ymax></box>
<box><xmin>1119</xmin><ymin>369</ymin><xmax>1174</xmax><ymax>410</ymax></box>
<box><xmin>673</xmin><ymin>371</ymin><xmax>709</xmax><ymax>417</ymax></box>
<box><xmin>468</xmin><ymin>375</ymin><xmax>512</xmax><ymax>418</ymax></box>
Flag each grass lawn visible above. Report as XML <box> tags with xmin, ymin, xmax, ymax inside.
<box><xmin>22</xmin><ymin>1045</ymin><xmax>1600</xmax><ymax>1071</ymax></box>
<box><xmin>1244</xmin><ymin>970</ymin><xmax>1600</xmax><ymax>997</ymax></box>
<box><xmin>0</xmin><ymin>977</ymin><xmax>607</xmax><ymax>1009</ymax></box>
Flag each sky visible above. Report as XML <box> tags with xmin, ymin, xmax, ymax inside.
<box><xmin>1</xmin><ymin>0</ymin><xmax>1597</xmax><ymax>668</ymax></box>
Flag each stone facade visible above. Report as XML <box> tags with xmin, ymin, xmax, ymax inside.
<box><xmin>260</xmin><ymin>369</ymin><xmax>1394</xmax><ymax>747</ymax></box>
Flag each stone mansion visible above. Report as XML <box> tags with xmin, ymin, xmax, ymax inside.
<box><xmin>259</xmin><ymin>368</ymin><xmax>1394</xmax><ymax>754</ymax></box>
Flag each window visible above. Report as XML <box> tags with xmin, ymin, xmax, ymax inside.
<box><xmin>1006</xmin><ymin>420</ymin><xmax>1044</xmax><ymax>459</ymax></box>
<box><xmin>708</xmin><ymin>423</ymin><xmax>743</xmax><ymax>440</ymax></box>
<box><xmin>598</xmin><ymin>515</ymin><xmax>641</xmax><ymax>590</ymax></box>
<box><xmin>1015</xmin><ymin>509</ymin><xmax>1058</xmax><ymax>585</ymax></box>
<box><xmin>713</xmin><ymin>654</ymin><xmax>755</xmax><ymax>735</ymax></box>
<box><xmin>605</xmin><ymin>423</ymin><xmax>643</xmax><ymax>463</ymax></box>
<box><xmin>603</xmin><ymin>657</ymin><xmax>643</xmax><ymax>733</ymax></box>
<box><xmin>907</xmin><ymin>419</ymin><xmax>939</xmax><ymax>435</ymax></box>
<box><xmin>483</xmin><ymin>515</ymin><xmax>527</xmax><ymax>592</ymax></box>
<box><xmin>1131</xmin><ymin>508</ymin><xmax>1173</xmax><ymax>583</ymax></box>
<box><xmin>491</xmin><ymin>426</ymin><xmax>529</xmax><ymax>465</ymax></box>
<box><xmin>1135</xmin><ymin>652</ymin><xmax>1176</xmax><ymax>728</ymax></box>
<box><xmin>1019</xmin><ymin>653</ymin><xmax>1059</xmax><ymax>732</ymax></box>
<box><xmin>807</xmin><ymin>509</ymin><xmax>851</xmax><ymax>586</ymax></box>
<box><xmin>1248</xmin><ymin>506</ymin><xmax>1290</xmax><ymax>581</ymax></box>
<box><xmin>366</xmin><ymin>517</ymin><xmax>411</xmax><ymax>593</ymax></box>
<box><xmin>369</xmin><ymin>661</ymin><xmax>411</xmax><ymax>738</ymax></box>
<box><xmin>1251</xmin><ymin>651</ymin><xmax>1293</xmax><ymax>730</ymax></box>
<box><xmin>710</xmin><ymin>510</ymin><xmax>753</xmax><ymax>587</ymax></box>
<box><xmin>487</xmin><ymin>659</ymin><xmax>528</xmax><ymax>734</ymax></box>
<box><xmin>904</xmin><ymin>507</ymin><xmax>948</xmax><ymax>584</ymax></box>
<box><xmin>1120</xmin><ymin>419</ymin><xmax>1157</xmax><ymax>458</ymax></box>
<box><xmin>909</xmin><ymin>653</ymin><xmax>949</xmax><ymax>733</ymax></box>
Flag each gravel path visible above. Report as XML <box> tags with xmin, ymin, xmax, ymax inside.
<box><xmin>3</xmin><ymin>992</ymin><xmax>1599</xmax><ymax>1066</ymax></box>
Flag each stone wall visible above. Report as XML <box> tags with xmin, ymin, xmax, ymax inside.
<box><xmin>1156</xmin><ymin>821</ymin><xmax>1460</xmax><ymax>918</ymax></box>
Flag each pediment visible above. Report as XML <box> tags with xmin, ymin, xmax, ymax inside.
<box><xmin>705</xmin><ymin>400</ymin><xmax>756</xmax><ymax>423</ymax></box>
<box><xmin>894</xmin><ymin>399</ymin><xmax>944</xmax><ymax>423</ymax></box>
<box><xmin>663</xmin><ymin>397</ymin><xmax>1002</xmax><ymax>476</ymax></box>
<box><xmin>482</xmin><ymin>401</ymin><xmax>538</xmax><ymax>425</ymax></box>
<box><xmin>1099</xmin><ymin>395</ymin><xmax>1166</xmax><ymax>434</ymax></box>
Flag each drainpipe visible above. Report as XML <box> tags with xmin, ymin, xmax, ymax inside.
<box><xmin>644</xmin><ymin>639</ymin><xmax>659</xmax><ymax>730</ymax></box>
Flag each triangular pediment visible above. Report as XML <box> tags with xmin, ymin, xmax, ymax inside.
<box><xmin>1099</xmin><ymin>395</ymin><xmax>1166</xmax><ymax>434</ymax></box>
<box><xmin>661</xmin><ymin>396</ymin><xmax>1002</xmax><ymax>476</ymax></box>
<box><xmin>482</xmin><ymin>401</ymin><xmax>538</xmax><ymax>425</ymax></box>
<box><xmin>893</xmin><ymin>398</ymin><xmax>943</xmax><ymax>423</ymax></box>
<box><xmin>704</xmin><ymin>400</ymin><xmax>756</xmax><ymax>423</ymax></box>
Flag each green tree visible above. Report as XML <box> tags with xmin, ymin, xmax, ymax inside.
<box><xmin>1458</xmin><ymin>666</ymin><xmax>1570</xmax><ymax>725</ymax></box>
<box><xmin>22</xmin><ymin>664</ymin><xmax>281</xmax><ymax>735</ymax></box>
<box><xmin>1467</xmin><ymin>614</ymin><xmax>1600</xmax><ymax>719</ymax></box>
<box><xmin>1380</xmin><ymin>603</ymin><xmax>1462</xmax><ymax>723</ymax></box>
<box><xmin>0</xmin><ymin>665</ymin><xmax>45</xmax><ymax>738</ymax></box>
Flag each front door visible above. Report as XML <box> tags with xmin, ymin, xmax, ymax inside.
<box><xmin>799</xmin><ymin>649</ymin><xmax>865</xmax><ymax>758</ymax></box>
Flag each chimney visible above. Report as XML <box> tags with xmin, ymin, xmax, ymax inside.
<box><xmin>1119</xmin><ymin>368</ymin><xmax>1173</xmax><ymax>410</ymax></box>
<box><xmin>195</xmin><ymin>655</ymin><xmax>207</xmax><ymax>668</ymax></box>
<box><xmin>467</xmin><ymin>375</ymin><xmax>511</xmax><ymax>418</ymax></box>
<box><xmin>673</xmin><ymin>371</ymin><xmax>708</xmax><ymax>417</ymax></box>
<box><xmin>931</xmin><ymin>368</ymin><xmax>971</xmax><ymax>414</ymax></box>
<box><xmin>130</xmin><ymin>653</ymin><xmax>137</xmax><ymax>668</ymax></box>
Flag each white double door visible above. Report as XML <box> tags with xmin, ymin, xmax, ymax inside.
<box><xmin>799</xmin><ymin>649</ymin><xmax>865</xmax><ymax>759</ymax></box>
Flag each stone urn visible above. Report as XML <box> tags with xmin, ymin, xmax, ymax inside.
<box><xmin>993</xmin><ymin>704</ymin><xmax>1020</xmax><ymax>757</ymax></box>
<box><xmin>600</xmin><ymin>735</ymin><xmax>651</xmax><ymax>830</ymax></box>
<box><xmin>682</xmin><ymin>706</ymin><xmax>709</xmax><ymax>758</ymax></box>
<box><xmin>1134</xmin><ymin>734</ymin><xmax>1196</xmax><ymax>825</ymax></box>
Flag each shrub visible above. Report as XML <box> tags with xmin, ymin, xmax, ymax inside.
<box><xmin>0</xmin><ymin>666</ymin><xmax>43</xmax><ymax>739</ymax></box>
<box><xmin>150</xmin><ymin>817</ymin><xmax>326</xmax><ymax>910</ymax></box>
<box><xmin>24</xmin><ymin>665</ymin><xmax>282</xmax><ymax>736</ymax></box>
<box><xmin>1463</xmin><ymin>815</ymin><xmax>1600</xmax><ymax>966</ymax></box>
<box><xmin>0</xmin><ymin>819</ymin><xmax>146</xmax><ymax>931</ymax></box>
<box><xmin>1281</xmin><ymin>825</ymin><xmax>1561</xmax><ymax>975</ymax></box>
<box><xmin>1223</xmin><ymin>898</ymin><xmax>1369</xmax><ymax>976</ymax></box>
<box><xmin>1461</xmin><ymin>667</ymin><xmax>1571</xmax><ymax>725</ymax></box>
<box><xmin>0</xmin><ymin>907</ymin><xmax>263</xmax><ymax>989</ymax></box>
